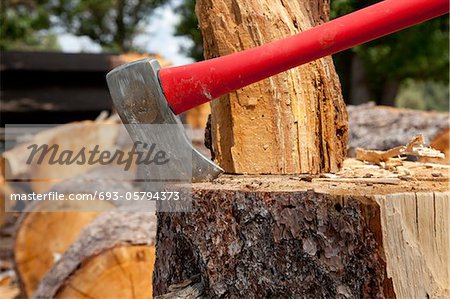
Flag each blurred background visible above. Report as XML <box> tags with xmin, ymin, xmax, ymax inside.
<box><xmin>1</xmin><ymin>0</ymin><xmax>448</xmax><ymax>127</ymax></box>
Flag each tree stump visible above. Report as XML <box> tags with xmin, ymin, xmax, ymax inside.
<box><xmin>197</xmin><ymin>0</ymin><xmax>347</xmax><ymax>174</ymax></box>
<box><xmin>153</xmin><ymin>160</ymin><xmax>449</xmax><ymax>298</ymax></box>
<box><xmin>34</xmin><ymin>210</ymin><xmax>157</xmax><ymax>299</ymax></box>
<box><xmin>154</xmin><ymin>1</ymin><xmax>449</xmax><ymax>298</ymax></box>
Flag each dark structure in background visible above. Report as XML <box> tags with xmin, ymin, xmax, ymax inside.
<box><xmin>0</xmin><ymin>51</ymin><xmax>131</xmax><ymax>125</ymax></box>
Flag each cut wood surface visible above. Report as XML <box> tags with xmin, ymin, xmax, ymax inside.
<box><xmin>376</xmin><ymin>193</ymin><xmax>449</xmax><ymax>299</ymax></box>
<box><xmin>347</xmin><ymin>103</ymin><xmax>449</xmax><ymax>156</ymax></box>
<box><xmin>154</xmin><ymin>159</ymin><xmax>449</xmax><ymax>298</ymax></box>
<box><xmin>34</xmin><ymin>210</ymin><xmax>157</xmax><ymax>299</ymax></box>
<box><xmin>14</xmin><ymin>200</ymin><xmax>113</xmax><ymax>298</ymax></box>
<box><xmin>197</xmin><ymin>0</ymin><xmax>347</xmax><ymax>174</ymax></box>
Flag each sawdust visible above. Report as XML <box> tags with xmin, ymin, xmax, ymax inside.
<box><xmin>194</xmin><ymin>158</ymin><xmax>449</xmax><ymax>196</ymax></box>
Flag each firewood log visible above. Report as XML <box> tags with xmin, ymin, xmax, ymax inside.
<box><xmin>34</xmin><ymin>210</ymin><xmax>156</xmax><ymax>299</ymax></box>
<box><xmin>14</xmin><ymin>200</ymin><xmax>114</xmax><ymax>298</ymax></box>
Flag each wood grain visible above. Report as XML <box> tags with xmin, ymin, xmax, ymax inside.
<box><xmin>196</xmin><ymin>0</ymin><xmax>347</xmax><ymax>174</ymax></box>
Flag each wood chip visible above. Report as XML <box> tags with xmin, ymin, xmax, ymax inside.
<box><xmin>356</xmin><ymin>134</ymin><xmax>444</xmax><ymax>165</ymax></box>
<box><xmin>313</xmin><ymin>177</ymin><xmax>401</xmax><ymax>185</ymax></box>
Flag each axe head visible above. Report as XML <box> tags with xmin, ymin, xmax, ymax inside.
<box><xmin>106</xmin><ymin>58</ymin><xmax>223</xmax><ymax>182</ymax></box>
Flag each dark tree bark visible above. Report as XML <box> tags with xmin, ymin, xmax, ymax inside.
<box><xmin>34</xmin><ymin>211</ymin><xmax>157</xmax><ymax>299</ymax></box>
<box><xmin>154</xmin><ymin>189</ymin><xmax>389</xmax><ymax>298</ymax></box>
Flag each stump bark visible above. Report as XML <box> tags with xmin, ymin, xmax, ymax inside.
<box><xmin>196</xmin><ymin>0</ymin><xmax>347</xmax><ymax>174</ymax></box>
<box><xmin>153</xmin><ymin>160</ymin><xmax>449</xmax><ymax>298</ymax></box>
<box><xmin>33</xmin><ymin>210</ymin><xmax>157</xmax><ymax>299</ymax></box>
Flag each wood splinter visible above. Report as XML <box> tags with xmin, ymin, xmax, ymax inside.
<box><xmin>356</xmin><ymin>134</ymin><xmax>445</xmax><ymax>165</ymax></box>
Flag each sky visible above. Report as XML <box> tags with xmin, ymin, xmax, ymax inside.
<box><xmin>57</xmin><ymin>3</ymin><xmax>194</xmax><ymax>66</ymax></box>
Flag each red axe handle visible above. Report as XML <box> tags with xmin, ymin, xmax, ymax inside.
<box><xmin>159</xmin><ymin>0</ymin><xmax>449</xmax><ymax>114</ymax></box>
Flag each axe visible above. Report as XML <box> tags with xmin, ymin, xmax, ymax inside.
<box><xmin>107</xmin><ymin>0</ymin><xmax>448</xmax><ymax>182</ymax></box>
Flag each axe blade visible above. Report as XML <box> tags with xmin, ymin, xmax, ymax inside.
<box><xmin>106</xmin><ymin>58</ymin><xmax>223</xmax><ymax>182</ymax></box>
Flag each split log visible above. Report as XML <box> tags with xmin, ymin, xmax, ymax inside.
<box><xmin>14</xmin><ymin>200</ymin><xmax>114</xmax><ymax>298</ymax></box>
<box><xmin>153</xmin><ymin>160</ymin><xmax>449</xmax><ymax>298</ymax></box>
<box><xmin>34</xmin><ymin>210</ymin><xmax>157</xmax><ymax>299</ymax></box>
<box><xmin>13</xmin><ymin>166</ymin><xmax>135</xmax><ymax>298</ymax></box>
<box><xmin>347</xmin><ymin>103</ymin><xmax>449</xmax><ymax>156</ymax></box>
<box><xmin>197</xmin><ymin>0</ymin><xmax>347</xmax><ymax>174</ymax></box>
<box><xmin>0</xmin><ymin>117</ymin><xmax>135</xmax><ymax>193</ymax></box>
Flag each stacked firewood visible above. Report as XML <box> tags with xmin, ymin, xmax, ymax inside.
<box><xmin>0</xmin><ymin>117</ymin><xmax>156</xmax><ymax>299</ymax></box>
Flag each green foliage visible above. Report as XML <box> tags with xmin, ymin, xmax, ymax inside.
<box><xmin>396</xmin><ymin>79</ymin><xmax>449</xmax><ymax>112</ymax></box>
<box><xmin>331</xmin><ymin>0</ymin><xmax>449</xmax><ymax>104</ymax></box>
<box><xmin>1</xmin><ymin>0</ymin><xmax>169</xmax><ymax>52</ymax></box>
<box><xmin>0</xmin><ymin>0</ymin><xmax>57</xmax><ymax>50</ymax></box>
<box><xmin>354</xmin><ymin>17</ymin><xmax>448</xmax><ymax>95</ymax></box>
<box><xmin>174</xmin><ymin>0</ymin><xmax>203</xmax><ymax>61</ymax></box>
<box><xmin>53</xmin><ymin>0</ymin><xmax>169</xmax><ymax>52</ymax></box>
<box><xmin>175</xmin><ymin>0</ymin><xmax>449</xmax><ymax>108</ymax></box>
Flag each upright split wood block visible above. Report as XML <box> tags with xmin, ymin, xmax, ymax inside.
<box><xmin>197</xmin><ymin>0</ymin><xmax>347</xmax><ymax>174</ymax></box>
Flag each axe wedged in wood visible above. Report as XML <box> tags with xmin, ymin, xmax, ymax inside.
<box><xmin>107</xmin><ymin>0</ymin><xmax>448</xmax><ymax>182</ymax></box>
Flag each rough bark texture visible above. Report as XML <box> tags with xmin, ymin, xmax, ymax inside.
<box><xmin>153</xmin><ymin>161</ymin><xmax>449</xmax><ymax>298</ymax></box>
<box><xmin>155</xmin><ymin>190</ymin><xmax>389</xmax><ymax>298</ymax></box>
<box><xmin>196</xmin><ymin>0</ymin><xmax>347</xmax><ymax>174</ymax></box>
<box><xmin>33</xmin><ymin>210</ymin><xmax>157</xmax><ymax>299</ymax></box>
<box><xmin>347</xmin><ymin>103</ymin><xmax>449</xmax><ymax>156</ymax></box>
